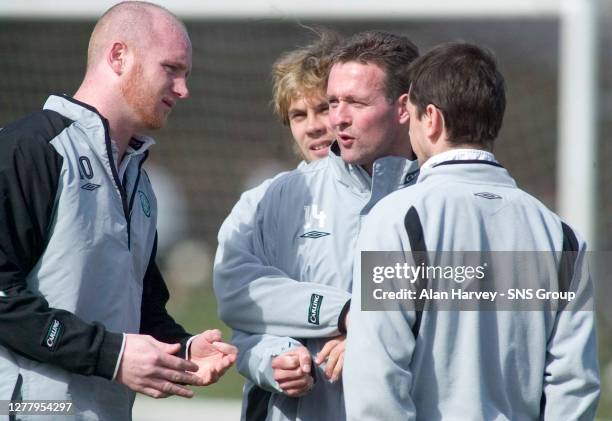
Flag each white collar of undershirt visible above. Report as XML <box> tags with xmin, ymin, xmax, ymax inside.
<box><xmin>420</xmin><ymin>148</ymin><xmax>497</xmax><ymax>170</ymax></box>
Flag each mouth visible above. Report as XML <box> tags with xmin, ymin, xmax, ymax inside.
<box><xmin>337</xmin><ymin>133</ymin><xmax>354</xmax><ymax>146</ymax></box>
<box><xmin>309</xmin><ymin>140</ymin><xmax>333</xmax><ymax>158</ymax></box>
<box><xmin>309</xmin><ymin>140</ymin><xmax>333</xmax><ymax>152</ymax></box>
<box><xmin>161</xmin><ymin>99</ymin><xmax>175</xmax><ymax>109</ymax></box>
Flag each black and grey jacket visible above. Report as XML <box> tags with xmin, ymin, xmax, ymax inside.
<box><xmin>0</xmin><ymin>95</ymin><xmax>190</xmax><ymax>420</ymax></box>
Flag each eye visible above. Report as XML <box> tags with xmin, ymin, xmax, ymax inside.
<box><xmin>162</xmin><ymin>64</ymin><xmax>178</xmax><ymax>74</ymax></box>
<box><xmin>289</xmin><ymin>112</ymin><xmax>306</xmax><ymax>121</ymax></box>
<box><xmin>328</xmin><ymin>99</ymin><xmax>338</xmax><ymax>108</ymax></box>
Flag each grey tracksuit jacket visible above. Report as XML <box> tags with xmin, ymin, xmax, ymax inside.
<box><xmin>213</xmin><ymin>143</ymin><xmax>419</xmax><ymax>420</ymax></box>
<box><xmin>344</xmin><ymin>151</ymin><xmax>600</xmax><ymax>421</ymax></box>
<box><xmin>0</xmin><ymin>95</ymin><xmax>191</xmax><ymax>421</ymax></box>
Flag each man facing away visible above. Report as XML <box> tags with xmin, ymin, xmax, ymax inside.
<box><xmin>214</xmin><ymin>31</ymin><xmax>420</xmax><ymax>420</ymax></box>
<box><xmin>0</xmin><ymin>2</ymin><xmax>236</xmax><ymax>420</ymax></box>
<box><xmin>344</xmin><ymin>42</ymin><xmax>600</xmax><ymax>420</ymax></box>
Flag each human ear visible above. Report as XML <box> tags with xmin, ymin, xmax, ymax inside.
<box><xmin>426</xmin><ymin>104</ymin><xmax>444</xmax><ymax>141</ymax></box>
<box><xmin>397</xmin><ymin>93</ymin><xmax>410</xmax><ymax>124</ymax></box>
<box><xmin>107</xmin><ymin>42</ymin><xmax>128</xmax><ymax>75</ymax></box>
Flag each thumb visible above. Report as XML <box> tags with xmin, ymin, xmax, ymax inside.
<box><xmin>157</xmin><ymin>341</ymin><xmax>182</xmax><ymax>355</ymax></box>
<box><xmin>297</xmin><ymin>347</ymin><xmax>312</xmax><ymax>374</ymax></box>
<box><xmin>200</xmin><ymin>329</ymin><xmax>223</xmax><ymax>343</ymax></box>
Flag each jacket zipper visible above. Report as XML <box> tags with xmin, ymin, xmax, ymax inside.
<box><xmin>125</xmin><ymin>152</ymin><xmax>147</xmax><ymax>249</ymax></box>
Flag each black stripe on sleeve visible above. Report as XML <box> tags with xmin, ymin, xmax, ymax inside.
<box><xmin>0</xmin><ymin>110</ymin><xmax>67</xmax><ymax>286</ymax></box>
<box><xmin>0</xmin><ymin>109</ymin><xmax>123</xmax><ymax>379</ymax></box>
<box><xmin>404</xmin><ymin>206</ymin><xmax>427</xmax><ymax>338</ymax></box>
<box><xmin>140</xmin><ymin>233</ymin><xmax>191</xmax><ymax>350</ymax></box>
<box><xmin>559</xmin><ymin>222</ymin><xmax>579</xmax><ymax>294</ymax></box>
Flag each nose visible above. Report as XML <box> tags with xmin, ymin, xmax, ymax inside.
<box><xmin>330</xmin><ymin>102</ymin><xmax>351</xmax><ymax>130</ymax></box>
<box><xmin>173</xmin><ymin>77</ymin><xmax>189</xmax><ymax>99</ymax></box>
<box><xmin>306</xmin><ymin>113</ymin><xmax>326</xmax><ymax>138</ymax></box>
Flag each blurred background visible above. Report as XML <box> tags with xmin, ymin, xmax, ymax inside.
<box><xmin>0</xmin><ymin>0</ymin><xmax>610</xmax><ymax>419</ymax></box>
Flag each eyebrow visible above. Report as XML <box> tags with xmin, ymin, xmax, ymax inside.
<box><xmin>162</xmin><ymin>60</ymin><xmax>191</xmax><ymax>75</ymax></box>
<box><xmin>327</xmin><ymin>95</ymin><xmax>365</xmax><ymax>103</ymax></box>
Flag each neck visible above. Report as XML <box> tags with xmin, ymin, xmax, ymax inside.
<box><xmin>74</xmin><ymin>82</ymin><xmax>134</xmax><ymax>164</ymax></box>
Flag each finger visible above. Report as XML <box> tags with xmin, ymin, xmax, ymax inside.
<box><xmin>157</xmin><ymin>368</ymin><xmax>206</xmax><ymax>386</ymax></box>
<box><xmin>201</xmin><ymin>329</ymin><xmax>223</xmax><ymax>343</ymax></box>
<box><xmin>157</xmin><ymin>341</ymin><xmax>182</xmax><ymax>355</ymax></box>
<box><xmin>282</xmin><ymin>375</ymin><xmax>314</xmax><ymax>397</ymax></box>
<box><xmin>325</xmin><ymin>347</ymin><xmax>342</xmax><ymax>379</ymax></box>
<box><xmin>296</xmin><ymin>347</ymin><xmax>311</xmax><ymax>373</ymax></box>
<box><xmin>201</xmin><ymin>370</ymin><xmax>220</xmax><ymax>386</ymax></box>
<box><xmin>224</xmin><ymin>352</ymin><xmax>237</xmax><ymax>364</ymax></box>
<box><xmin>271</xmin><ymin>354</ymin><xmax>299</xmax><ymax>370</ymax></box>
<box><xmin>212</xmin><ymin>341</ymin><xmax>238</xmax><ymax>355</ymax></box>
<box><xmin>158</xmin><ymin>352</ymin><xmax>199</xmax><ymax>372</ymax></box>
<box><xmin>151</xmin><ymin>379</ymin><xmax>194</xmax><ymax>398</ymax></box>
<box><xmin>315</xmin><ymin>340</ymin><xmax>335</xmax><ymax>365</ymax></box>
<box><xmin>215</xmin><ymin>355</ymin><xmax>236</xmax><ymax>374</ymax></box>
<box><xmin>331</xmin><ymin>353</ymin><xmax>344</xmax><ymax>383</ymax></box>
<box><xmin>213</xmin><ymin>354</ymin><xmax>236</xmax><ymax>377</ymax></box>
<box><xmin>278</xmin><ymin>377</ymin><xmax>311</xmax><ymax>391</ymax></box>
<box><xmin>274</xmin><ymin>367</ymin><xmax>304</xmax><ymax>382</ymax></box>
<box><xmin>141</xmin><ymin>387</ymin><xmax>170</xmax><ymax>399</ymax></box>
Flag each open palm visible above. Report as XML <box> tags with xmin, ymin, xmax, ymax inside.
<box><xmin>189</xmin><ymin>330</ymin><xmax>238</xmax><ymax>385</ymax></box>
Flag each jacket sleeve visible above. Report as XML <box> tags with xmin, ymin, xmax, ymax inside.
<box><xmin>233</xmin><ymin>329</ymin><xmax>304</xmax><ymax>394</ymax></box>
<box><xmin>140</xmin><ymin>233</ymin><xmax>192</xmax><ymax>351</ymax></box>
<box><xmin>541</xmin><ymin>230</ymin><xmax>600</xmax><ymax>419</ymax></box>
<box><xmin>0</xmin><ymin>112</ymin><xmax>123</xmax><ymax>379</ymax></box>
<box><xmin>213</xmin><ymin>177</ymin><xmax>351</xmax><ymax>338</ymax></box>
<box><xmin>343</xmin><ymin>208</ymin><xmax>418</xmax><ymax>421</ymax></box>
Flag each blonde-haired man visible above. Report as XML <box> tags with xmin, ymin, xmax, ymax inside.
<box><xmin>214</xmin><ymin>30</ymin><xmax>343</xmax><ymax>419</ymax></box>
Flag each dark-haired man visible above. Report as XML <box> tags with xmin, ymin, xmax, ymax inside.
<box><xmin>344</xmin><ymin>42</ymin><xmax>599</xmax><ymax>420</ymax></box>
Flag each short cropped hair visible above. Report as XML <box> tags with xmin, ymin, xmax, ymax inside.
<box><xmin>272</xmin><ymin>30</ymin><xmax>342</xmax><ymax>125</ymax></box>
<box><xmin>331</xmin><ymin>30</ymin><xmax>419</xmax><ymax>102</ymax></box>
<box><xmin>408</xmin><ymin>42</ymin><xmax>506</xmax><ymax>147</ymax></box>
<box><xmin>87</xmin><ymin>1</ymin><xmax>185</xmax><ymax>71</ymax></box>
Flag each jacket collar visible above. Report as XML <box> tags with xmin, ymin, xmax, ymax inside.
<box><xmin>417</xmin><ymin>152</ymin><xmax>515</xmax><ymax>188</ymax></box>
<box><xmin>328</xmin><ymin>141</ymin><xmax>420</xmax><ymax>213</ymax></box>
<box><xmin>421</xmin><ymin>148</ymin><xmax>497</xmax><ymax>170</ymax></box>
<box><xmin>43</xmin><ymin>94</ymin><xmax>156</xmax><ymax>162</ymax></box>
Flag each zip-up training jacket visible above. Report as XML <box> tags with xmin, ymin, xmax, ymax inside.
<box><xmin>344</xmin><ymin>152</ymin><xmax>600</xmax><ymax>421</ymax></box>
<box><xmin>214</xmin><ymin>142</ymin><xmax>419</xmax><ymax>421</ymax></box>
<box><xmin>214</xmin><ymin>168</ymin><xmax>305</xmax><ymax>400</ymax></box>
<box><xmin>0</xmin><ymin>95</ymin><xmax>191</xmax><ymax>421</ymax></box>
